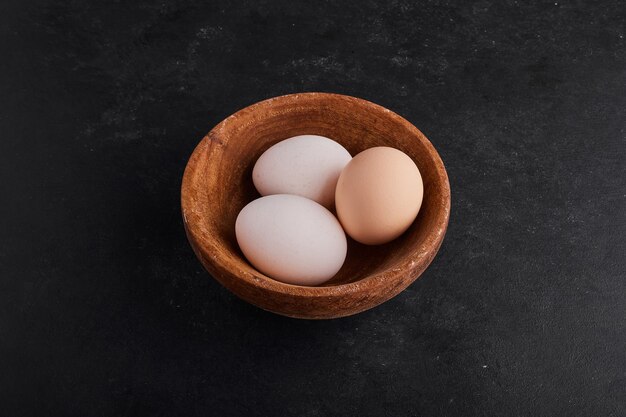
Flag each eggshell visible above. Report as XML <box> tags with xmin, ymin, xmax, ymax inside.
<box><xmin>335</xmin><ymin>146</ymin><xmax>424</xmax><ymax>245</ymax></box>
<box><xmin>252</xmin><ymin>135</ymin><xmax>351</xmax><ymax>208</ymax></box>
<box><xmin>235</xmin><ymin>194</ymin><xmax>347</xmax><ymax>286</ymax></box>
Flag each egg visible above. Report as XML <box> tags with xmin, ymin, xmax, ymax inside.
<box><xmin>235</xmin><ymin>194</ymin><xmax>347</xmax><ymax>285</ymax></box>
<box><xmin>252</xmin><ymin>135</ymin><xmax>351</xmax><ymax>209</ymax></box>
<box><xmin>335</xmin><ymin>146</ymin><xmax>424</xmax><ymax>245</ymax></box>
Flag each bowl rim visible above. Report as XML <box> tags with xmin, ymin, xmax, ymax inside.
<box><xmin>181</xmin><ymin>92</ymin><xmax>451</xmax><ymax>299</ymax></box>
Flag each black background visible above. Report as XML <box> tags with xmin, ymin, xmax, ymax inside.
<box><xmin>2</xmin><ymin>0</ymin><xmax>625</xmax><ymax>416</ymax></box>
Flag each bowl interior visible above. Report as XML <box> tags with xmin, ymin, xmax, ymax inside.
<box><xmin>186</xmin><ymin>93</ymin><xmax>448</xmax><ymax>288</ymax></box>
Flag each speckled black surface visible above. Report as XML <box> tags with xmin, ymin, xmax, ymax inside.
<box><xmin>1</xmin><ymin>0</ymin><xmax>625</xmax><ymax>416</ymax></box>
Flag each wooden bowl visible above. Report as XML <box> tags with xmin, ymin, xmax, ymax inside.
<box><xmin>181</xmin><ymin>93</ymin><xmax>450</xmax><ymax>319</ymax></box>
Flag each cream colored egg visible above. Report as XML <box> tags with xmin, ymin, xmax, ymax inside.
<box><xmin>252</xmin><ymin>135</ymin><xmax>351</xmax><ymax>209</ymax></box>
<box><xmin>235</xmin><ymin>194</ymin><xmax>347</xmax><ymax>286</ymax></box>
<box><xmin>335</xmin><ymin>147</ymin><xmax>424</xmax><ymax>245</ymax></box>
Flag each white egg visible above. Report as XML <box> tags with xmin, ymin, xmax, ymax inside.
<box><xmin>235</xmin><ymin>194</ymin><xmax>347</xmax><ymax>286</ymax></box>
<box><xmin>252</xmin><ymin>135</ymin><xmax>351</xmax><ymax>209</ymax></box>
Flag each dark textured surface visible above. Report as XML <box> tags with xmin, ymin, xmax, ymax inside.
<box><xmin>1</xmin><ymin>0</ymin><xmax>625</xmax><ymax>415</ymax></box>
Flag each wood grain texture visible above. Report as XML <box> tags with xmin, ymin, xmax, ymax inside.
<box><xmin>181</xmin><ymin>93</ymin><xmax>450</xmax><ymax>319</ymax></box>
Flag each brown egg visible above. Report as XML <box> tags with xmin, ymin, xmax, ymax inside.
<box><xmin>335</xmin><ymin>146</ymin><xmax>424</xmax><ymax>245</ymax></box>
